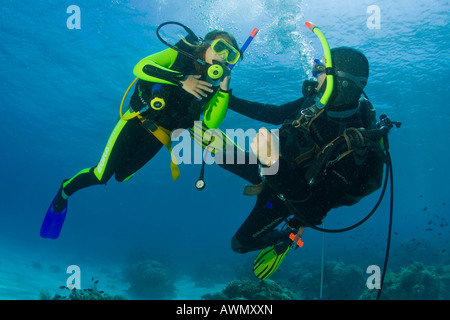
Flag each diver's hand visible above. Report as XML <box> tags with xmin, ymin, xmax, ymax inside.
<box><xmin>219</xmin><ymin>67</ymin><xmax>231</xmax><ymax>92</ymax></box>
<box><xmin>302</xmin><ymin>79</ymin><xmax>318</xmax><ymax>97</ymax></box>
<box><xmin>180</xmin><ymin>75</ymin><xmax>213</xmax><ymax>100</ymax></box>
<box><xmin>220</xmin><ymin>75</ymin><xmax>231</xmax><ymax>91</ymax></box>
<box><xmin>250</xmin><ymin>127</ymin><xmax>280</xmax><ymax>167</ymax></box>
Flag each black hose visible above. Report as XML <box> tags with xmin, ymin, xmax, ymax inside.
<box><xmin>377</xmin><ymin>150</ymin><xmax>394</xmax><ymax>300</ymax></box>
<box><xmin>156</xmin><ymin>21</ymin><xmax>206</xmax><ymax>65</ymax></box>
<box><xmin>287</xmin><ymin>156</ymin><xmax>390</xmax><ymax>233</ymax></box>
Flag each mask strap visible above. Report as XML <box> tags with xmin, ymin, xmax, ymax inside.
<box><xmin>335</xmin><ymin>71</ymin><xmax>368</xmax><ymax>89</ymax></box>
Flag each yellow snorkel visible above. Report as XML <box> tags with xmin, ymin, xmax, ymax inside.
<box><xmin>305</xmin><ymin>22</ymin><xmax>334</xmax><ymax>109</ymax></box>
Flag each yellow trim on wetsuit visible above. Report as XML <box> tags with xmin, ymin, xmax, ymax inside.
<box><xmin>133</xmin><ymin>48</ymin><xmax>182</xmax><ymax>85</ymax></box>
<box><xmin>203</xmin><ymin>90</ymin><xmax>229</xmax><ymax>129</ymax></box>
<box><xmin>62</xmin><ymin>168</ymin><xmax>90</xmax><ymax>188</ymax></box>
<box><xmin>132</xmin><ymin>44</ymin><xmax>230</xmax><ymax>129</ymax></box>
<box><xmin>94</xmin><ymin>112</ymin><xmax>130</xmax><ymax>181</ymax></box>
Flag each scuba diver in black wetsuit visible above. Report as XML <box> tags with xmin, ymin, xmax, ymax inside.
<box><xmin>40</xmin><ymin>23</ymin><xmax>243</xmax><ymax>239</ymax></box>
<box><xmin>217</xmin><ymin>23</ymin><xmax>397</xmax><ymax>280</ymax></box>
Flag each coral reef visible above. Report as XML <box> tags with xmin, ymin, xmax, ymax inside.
<box><xmin>322</xmin><ymin>261</ymin><xmax>366</xmax><ymax>299</ymax></box>
<box><xmin>276</xmin><ymin>260</ymin><xmax>366</xmax><ymax>300</ymax></box>
<box><xmin>47</xmin><ymin>288</ymin><xmax>126</xmax><ymax>300</ymax></box>
<box><xmin>202</xmin><ymin>278</ymin><xmax>298</xmax><ymax>300</ymax></box>
<box><xmin>40</xmin><ymin>279</ymin><xmax>126</xmax><ymax>300</ymax></box>
<box><xmin>205</xmin><ymin>260</ymin><xmax>450</xmax><ymax>300</ymax></box>
<box><xmin>38</xmin><ymin>289</ymin><xmax>52</xmax><ymax>300</ymax></box>
<box><xmin>122</xmin><ymin>259</ymin><xmax>176</xmax><ymax>299</ymax></box>
<box><xmin>190</xmin><ymin>259</ymin><xmax>236</xmax><ymax>288</ymax></box>
<box><xmin>360</xmin><ymin>261</ymin><xmax>449</xmax><ymax>300</ymax></box>
<box><xmin>437</xmin><ymin>264</ymin><xmax>450</xmax><ymax>297</ymax></box>
<box><xmin>390</xmin><ymin>238</ymin><xmax>444</xmax><ymax>269</ymax></box>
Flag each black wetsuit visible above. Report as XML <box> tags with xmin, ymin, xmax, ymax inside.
<box><xmin>220</xmin><ymin>94</ymin><xmax>385</xmax><ymax>253</ymax></box>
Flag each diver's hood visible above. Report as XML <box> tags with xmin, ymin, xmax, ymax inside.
<box><xmin>320</xmin><ymin>47</ymin><xmax>369</xmax><ymax>111</ymax></box>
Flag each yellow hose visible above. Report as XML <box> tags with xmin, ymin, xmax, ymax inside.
<box><xmin>119</xmin><ymin>77</ymin><xmax>139</xmax><ymax>120</ymax></box>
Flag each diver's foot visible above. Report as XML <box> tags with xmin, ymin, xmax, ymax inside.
<box><xmin>264</xmin><ymin>228</ymin><xmax>296</xmax><ymax>252</ymax></box>
<box><xmin>52</xmin><ymin>184</ymin><xmax>68</xmax><ymax>213</ymax></box>
<box><xmin>273</xmin><ymin>233</ymin><xmax>294</xmax><ymax>254</ymax></box>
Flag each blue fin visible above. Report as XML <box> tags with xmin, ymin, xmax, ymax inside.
<box><xmin>40</xmin><ymin>194</ymin><xmax>67</xmax><ymax>239</ymax></box>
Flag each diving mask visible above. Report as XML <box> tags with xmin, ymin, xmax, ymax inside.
<box><xmin>312</xmin><ymin>59</ymin><xmax>326</xmax><ymax>77</ymax></box>
<box><xmin>208</xmin><ymin>38</ymin><xmax>240</xmax><ymax>65</ymax></box>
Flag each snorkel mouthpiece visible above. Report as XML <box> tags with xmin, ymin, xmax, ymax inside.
<box><xmin>305</xmin><ymin>22</ymin><xmax>334</xmax><ymax>109</ymax></box>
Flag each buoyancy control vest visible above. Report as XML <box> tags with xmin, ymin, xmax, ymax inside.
<box><xmin>245</xmin><ymin>97</ymin><xmax>387</xmax><ymax>226</ymax></box>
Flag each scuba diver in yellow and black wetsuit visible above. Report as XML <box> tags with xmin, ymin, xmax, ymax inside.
<box><xmin>40</xmin><ymin>22</ymin><xmax>243</xmax><ymax>239</ymax></box>
<box><xmin>215</xmin><ymin>23</ymin><xmax>400</xmax><ymax>280</ymax></box>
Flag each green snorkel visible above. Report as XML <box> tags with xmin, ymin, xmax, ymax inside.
<box><xmin>305</xmin><ymin>22</ymin><xmax>334</xmax><ymax>109</ymax></box>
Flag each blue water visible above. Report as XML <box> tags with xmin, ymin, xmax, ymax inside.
<box><xmin>0</xmin><ymin>0</ymin><xmax>449</xmax><ymax>299</ymax></box>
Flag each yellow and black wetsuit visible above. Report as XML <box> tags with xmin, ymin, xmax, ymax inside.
<box><xmin>60</xmin><ymin>37</ymin><xmax>230</xmax><ymax>198</ymax></box>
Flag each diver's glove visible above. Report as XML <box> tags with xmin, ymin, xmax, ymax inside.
<box><xmin>302</xmin><ymin>79</ymin><xmax>318</xmax><ymax>97</ymax></box>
